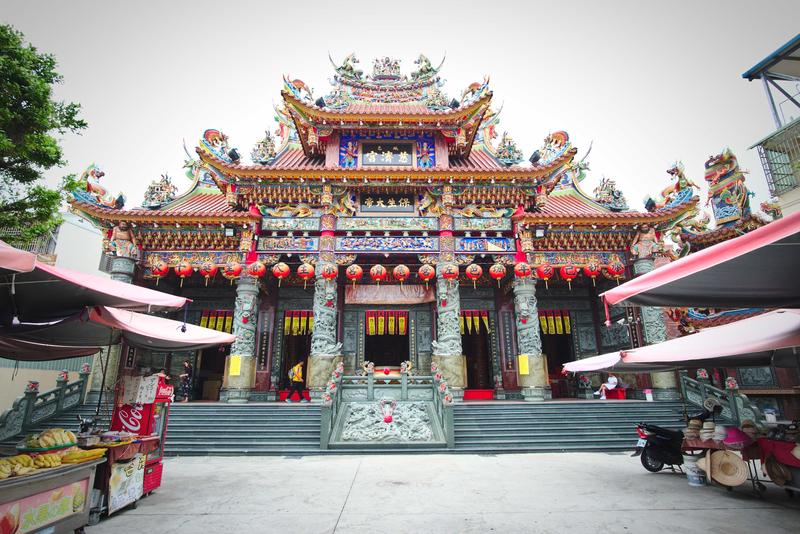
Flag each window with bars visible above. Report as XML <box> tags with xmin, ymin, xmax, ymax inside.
<box><xmin>756</xmin><ymin>118</ymin><xmax>800</xmax><ymax>196</ymax></box>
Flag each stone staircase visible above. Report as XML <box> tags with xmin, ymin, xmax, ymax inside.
<box><xmin>453</xmin><ymin>400</ymin><xmax>686</xmax><ymax>453</ymax></box>
<box><xmin>165</xmin><ymin>403</ymin><xmax>322</xmax><ymax>456</ymax></box>
<box><xmin>2</xmin><ymin>400</ymin><xmax>687</xmax><ymax>456</ymax></box>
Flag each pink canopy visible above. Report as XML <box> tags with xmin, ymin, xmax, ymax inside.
<box><xmin>0</xmin><ymin>337</ymin><xmax>100</xmax><ymax>361</ymax></box>
<box><xmin>563</xmin><ymin>309</ymin><xmax>800</xmax><ymax>373</ymax></box>
<box><xmin>0</xmin><ymin>240</ymin><xmax>37</xmax><ymax>274</ymax></box>
<box><xmin>5</xmin><ymin>306</ymin><xmax>235</xmax><ymax>355</ymax></box>
<box><xmin>601</xmin><ymin>211</ymin><xmax>800</xmax><ymax>310</ymax></box>
<box><xmin>1</xmin><ymin>240</ymin><xmax>188</xmax><ymax>323</ymax></box>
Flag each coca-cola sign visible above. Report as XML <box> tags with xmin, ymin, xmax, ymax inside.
<box><xmin>115</xmin><ymin>404</ymin><xmax>144</xmax><ymax>433</ymax></box>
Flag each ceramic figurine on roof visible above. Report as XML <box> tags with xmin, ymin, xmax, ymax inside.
<box><xmin>461</xmin><ymin>76</ymin><xmax>490</xmax><ymax>105</ymax></box>
<box><xmin>630</xmin><ymin>223</ymin><xmax>661</xmax><ymax>260</ymax></box>
<box><xmin>142</xmin><ymin>174</ymin><xmax>178</xmax><ymax>209</ymax></box>
<box><xmin>593</xmin><ymin>177</ymin><xmax>628</xmax><ymax>211</ymax></box>
<box><xmin>330</xmin><ymin>52</ymin><xmax>363</xmax><ymax>80</ymax></box>
<box><xmin>704</xmin><ymin>148</ymin><xmax>752</xmax><ymax>226</ymax></box>
<box><xmin>760</xmin><ymin>197</ymin><xmax>783</xmax><ymax>220</ymax></box>
<box><xmin>370</xmin><ymin>57</ymin><xmax>403</xmax><ymax>80</ymax></box>
<box><xmin>72</xmin><ymin>164</ymin><xmax>125</xmax><ymax>210</ymax></box>
<box><xmin>495</xmin><ymin>132</ymin><xmax>523</xmax><ymax>166</ymax></box>
<box><xmin>199</xmin><ymin>129</ymin><xmax>240</xmax><ymax>164</ymax></box>
<box><xmin>283</xmin><ymin>76</ymin><xmax>313</xmax><ymax>102</ymax></box>
<box><xmin>412</xmin><ymin>54</ymin><xmax>440</xmax><ymax>80</ymax></box>
<box><xmin>537</xmin><ymin>131</ymin><xmax>572</xmax><ymax>167</ymax></box>
<box><xmin>251</xmin><ymin>130</ymin><xmax>277</xmax><ymax>165</ymax></box>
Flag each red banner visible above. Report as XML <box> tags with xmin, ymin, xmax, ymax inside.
<box><xmin>367</xmin><ymin>310</ymin><xmax>376</xmax><ymax>336</ymax></box>
<box><xmin>481</xmin><ymin>310</ymin><xmax>489</xmax><ymax>333</ymax></box>
<box><xmin>284</xmin><ymin>310</ymin><xmax>292</xmax><ymax>335</ymax></box>
<box><xmin>377</xmin><ymin>310</ymin><xmax>386</xmax><ymax>335</ymax></box>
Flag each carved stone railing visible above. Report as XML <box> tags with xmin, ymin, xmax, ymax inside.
<box><xmin>679</xmin><ymin>374</ymin><xmax>765</xmax><ymax>426</ymax></box>
<box><xmin>0</xmin><ymin>368</ymin><xmax>91</xmax><ymax>442</ymax></box>
<box><xmin>319</xmin><ymin>363</ymin><xmax>454</xmax><ymax>449</ymax></box>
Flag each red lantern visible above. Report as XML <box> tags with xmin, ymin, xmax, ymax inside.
<box><xmin>320</xmin><ymin>263</ymin><xmax>338</xmax><ymax>280</ymax></box>
<box><xmin>297</xmin><ymin>263</ymin><xmax>315</xmax><ymax>289</ymax></box>
<box><xmin>535</xmin><ymin>263</ymin><xmax>554</xmax><ymax>289</ymax></box>
<box><xmin>393</xmin><ymin>264</ymin><xmax>410</xmax><ymax>285</ymax></box>
<box><xmin>174</xmin><ymin>260</ymin><xmax>193</xmax><ymax>287</ymax></box>
<box><xmin>465</xmin><ymin>263</ymin><xmax>483</xmax><ymax>289</ymax></box>
<box><xmin>271</xmin><ymin>262</ymin><xmax>290</xmax><ymax>286</ymax></box>
<box><xmin>150</xmin><ymin>260</ymin><xmax>169</xmax><ymax>286</ymax></box>
<box><xmin>488</xmin><ymin>263</ymin><xmax>507</xmax><ymax>287</ymax></box>
<box><xmin>605</xmin><ymin>260</ymin><xmax>626</xmax><ymax>285</ymax></box>
<box><xmin>247</xmin><ymin>260</ymin><xmax>267</xmax><ymax>278</ymax></box>
<box><xmin>559</xmin><ymin>263</ymin><xmax>579</xmax><ymax>290</ymax></box>
<box><xmin>370</xmin><ymin>264</ymin><xmax>387</xmax><ymax>285</ymax></box>
<box><xmin>223</xmin><ymin>261</ymin><xmax>243</xmax><ymax>285</ymax></box>
<box><xmin>199</xmin><ymin>262</ymin><xmax>218</xmax><ymax>286</ymax></box>
<box><xmin>583</xmin><ymin>261</ymin><xmax>601</xmax><ymax>286</ymax></box>
<box><xmin>345</xmin><ymin>264</ymin><xmax>363</xmax><ymax>287</ymax></box>
<box><xmin>441</xmin><ymin>264</ymin><xmax>459</xmax><ymax>281</ymax></box>
<box><xmin>514</xmin><ymin>261</ymin><xmax>532</xmax><ymax>279</ymax></box>
<box><xmin>418</xmin><ymin>264</ymin><xmax>435</xmax><ymax>288</ymax></box>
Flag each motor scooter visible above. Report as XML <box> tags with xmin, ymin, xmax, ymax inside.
<box><xmin>632</xmin><ymin>406</ymin><xmax>721</xmax><ymax>472</ymax></box>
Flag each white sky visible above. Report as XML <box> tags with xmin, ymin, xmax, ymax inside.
<box><xmin>3</xmin><ymin>0</ymin><xmax>798</xmax><ymax>216</ymax></box>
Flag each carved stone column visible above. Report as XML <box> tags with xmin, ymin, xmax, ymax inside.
<box><xmin>431</xmin><ymin>265</ymin><xmax>466</xmax><ymax>390</ymax></box>
<box><xmin>633</xmin><ymin>258</ymin><xmax>679</xmax><ymax>400</ymax></box>
<box><xmin>109</xmin><ymin>256</ymin><xmax>136</xmax><ymax>283</ymax></box>
<box><xmin>308</xmin><ymin>269</ymin><xmax>343</xmax><ymax>392</ymax></box>
<box><xmin>221</xmin><ymin>276</ymin><xmax>260</xmax><ymax>403</ymax></box>
<box><xmin>513</xmin><ymin>278</ymin><xmax>549</xmax><ymax>401</ymax></box>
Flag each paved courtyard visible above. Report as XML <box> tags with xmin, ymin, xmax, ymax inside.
<box><xmin>88</xmin><ymin>453</ymin><xmax>799</xmax><ymax>534</ymax></box>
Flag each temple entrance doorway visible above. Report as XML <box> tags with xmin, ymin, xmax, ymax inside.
<box><xmin>195</xmin><ymin>346</ymin><xmax>227</xmax><ymax>401</ymax></box>
<box><xmin>280</xmin><ymin>313</ymin><xmax>311</xmax><ymax>400</ymax></box>
<box><xmin>541</xmin><ymin>311</ymin><xmax>576</xmax><ymax>398</ymax></box>
<box><xmin>364</xmin><ymin>310</ymin><xmax>410</xmax><ymax>367</ymax></box>
<box><xmin>462</xmin><ymin>310</ymin><xmax>493</xmax><ymax>398</ymax></box>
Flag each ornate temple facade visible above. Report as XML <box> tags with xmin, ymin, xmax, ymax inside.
<box><xmin>71</xmin><ymin>55</ymin><xmax>710</xmax><ymax>403</ymax></box>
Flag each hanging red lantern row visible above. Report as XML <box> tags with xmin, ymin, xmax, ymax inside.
<box><xmin>465</xmin><ymin>263</ymin><xmax>483</xmax><ymax>289</ymax></box>
<box><xmin>535</xmin><ymin>263</ymin><xmax>554</xmax><ymax>289</ymax></box>
<box><xmin>583</xmin><ymin>261</ymin><xmax>601</xmax><ymax>286</ymax></box>
<box><xmin>271</xmin><ymin>262</ymin><xmax>290</xmax><ymax>286</ymax></box>
<box><xmin>246</xmin><ymin>260</ymin><xmax>267</xmax><ymax>278</ymax></box>
<box><xmin>223</xmin><ymin>261</ymin><xmax>243</xmax><ymax>285</ymax></box>
<box><xmin>441</xmin><ymin>264</ymin><xmax>459</xmax><ymax>281</ymax></box>
<box><xmin>320</xmin><ymin>263</ymin><xmax>338</xmax><ymax>281</ymax></box>
<box><xmin>150</xmin><ymin>260</ymin><xmax>169</xmax><ymax>286</ymax></box>
<box><xmin>605</xmin><ymin>260</ymin><xmax>626</xmax><ymax>285</ymax></box>
<box><xmin>174</xmin><ymin>260</ymin><xmax>193</xmax><ymax>287</ymax></box>
<box><xmin>559</xmin><ymin>263</ymin><xmax>579</xmax><ymax>290</ymax></box>
<box><xmin>515</xmin><ymin>261</ymin><xmax>532</xmax><ymax>280</ymax></box>
<box><xmin>393</xmin><ymin>264</ymin><xmax>410</xmax><ymax>285</ymax></box>
<box><xmin>418</xmin><ymin>264</ymin><xmax>435</xmax><ymax>289</ymax></box>
<box><xmin>297</xmin><ymin>263</ymin><xmax>315</xmax><ymax>289</ymax></box>
<box><xmin>370</xmin><ymin>264</ymin><xmax>387</xmax><ymax>285</ymax></box>
<box><xmin>199</xmin><ymin>262</ymin><xmax>218</xmax><ymax>287</ymax></box>
<box><xmin>488</xmin><ymin>263</ymin><xmax>506</xmax><ymax>287</ymax></box>
<box><xmin>345</xmin><ymin>264</ymin><xmax>363</xmax><ymax>287</ymax></box>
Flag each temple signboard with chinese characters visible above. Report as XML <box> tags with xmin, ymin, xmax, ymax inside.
<box><xmin>70</xmin><ymin>53</ymin><xmax>708</xmax><ymax>404</ymax></box>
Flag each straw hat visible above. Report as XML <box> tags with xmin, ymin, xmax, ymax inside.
<box><xmin>688</xmin><ymin>419</ymin><xmax>702</xmax><ymax>429</ymax></box>
<box><xmin>702</xmin><ymin>421</ymin><xmax>716</xmax><ymax>429</ymax></box>
<box><xmin>765</xmin><ymin>457</ymin><xmax>793</xmax><ymax>487</ymax></box>
<box><xmin>696</xmin><ymin>451</ymin><xmax>748</xmax><ymax>487</ymax></box>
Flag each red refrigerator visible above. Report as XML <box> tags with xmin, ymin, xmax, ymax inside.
<box><xmin>111</xmin><ymin>376</ymin><xmax>173</xmax><ymax>495</ymax></box>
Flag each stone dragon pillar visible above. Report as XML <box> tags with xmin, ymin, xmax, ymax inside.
<box><xmin>308</xmin><ymin>269</ymin><xmax>343</xmax><ymax>391</ymax></box>
<box><xmin>307</xmin><ymin>205</ymin><xmax>343</xmax><ymax>392</ymax></box>
<box><xmin>431</xmin><ymin>264</ymin><xmax>466</xmax><ymax>390</ymax></box>
<box><xmin>633</xmin><ymin>258</ymin><xmax>680</xmax><ymax>400</ymax></box>
<box><xmin>513</xmin><ymin>278</ymin><xmax>549</xmax><ymax>401</ymax></box>
<box><xmin>221</xmin><ymin>276</ymin><xmax>260</xmax><ymax>403</ymax></box>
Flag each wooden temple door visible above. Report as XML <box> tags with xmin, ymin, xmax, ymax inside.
<box><xmin>461</xmin><ymin>310</ymin><xmax>493</xmax><ymax>391</ymax></box>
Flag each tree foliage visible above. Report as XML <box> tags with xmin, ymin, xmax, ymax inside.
<box><xmin>0</xmin><ymin>24</ymin><xmax>87</xmax><ymax>244</ymax></box>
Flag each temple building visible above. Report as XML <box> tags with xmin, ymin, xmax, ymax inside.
<box><xmin>71</xmin><ymin>54</ymin><xmax>709</xmax><ymax>403</ymax></box>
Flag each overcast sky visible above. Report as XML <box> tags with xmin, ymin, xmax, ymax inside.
<box><xmin>3</xmin><ymin>0</ymin><xmax>798</xmax><ymax>218</ymax></box>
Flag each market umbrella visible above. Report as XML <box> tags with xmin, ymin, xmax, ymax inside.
<box><xmin>0</xmin><ymin>336</ymin><xmax>101</xmax><ymax>361</ymax></box>
<box><xmin>3</xmin><ymin>305</ymin><xmax>236</xmax><ymax>354</ymax></box>
<box><xmin>563</xmin><ymin>309</ymin><xmax>800</xmax><ymax>373</ymax></box>
<box><xmin>0</xmin><ymin>241</ymin><xmax>189</xmax><ymax>324</ymax></box>
<box><xmin>600</xmin><ymin>211</ymin><xmax>800</xmax><ymax>310</ymax></box>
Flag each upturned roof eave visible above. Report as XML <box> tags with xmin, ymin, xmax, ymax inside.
<box><xmin>513</xmin><ymin>196</ymin><xmax>699</xmax><ymax>227</ymax></box>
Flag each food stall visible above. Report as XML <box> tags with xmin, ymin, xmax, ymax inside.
<box><xmin>0</xmin><ymin>429</ymin><xmax>107</xmax><ymax>534</ymax></box>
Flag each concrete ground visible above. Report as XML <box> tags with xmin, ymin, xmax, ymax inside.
<box><xmin>88</xmin><ymin>453</ymin><xmax>799</xmax><ymax>534</ymax></box>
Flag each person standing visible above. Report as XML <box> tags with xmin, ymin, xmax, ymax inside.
<box><xmin>179</xmin><ymin>360</ymin><xmax>193</xmax><ymax>403</ymax></box>
<box><xmin>286</xmin><ymin>361</ymin><xmax>307</xmax><ymax>403</ymax></box>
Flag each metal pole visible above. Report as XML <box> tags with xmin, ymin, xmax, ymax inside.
<box><xmin>762</xmin><ymin>74</ymin><xmax>783</xmax><ymax>129</ymax></box>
